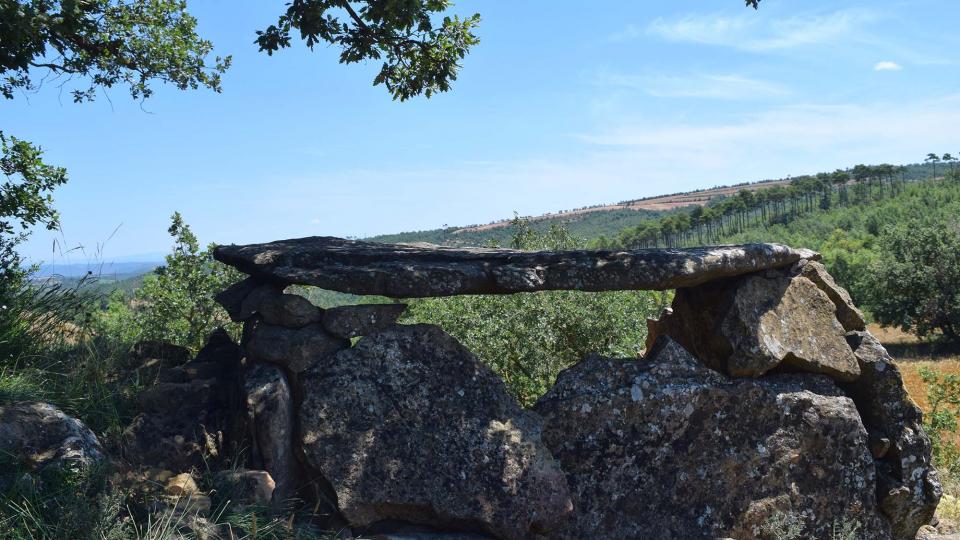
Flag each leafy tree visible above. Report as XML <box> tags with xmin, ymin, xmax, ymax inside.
<box><xmin>0</xmin><ymin>133</ymin><xmax>70</xmax><ymax>362</ymax></box>
<box><xmin>255</xmin><ymin>0</ymin><xmax>480</xmax><ymax>101</ymax></box>
<box><xmin>1</xmin><ymin>0</ymin><xmax>229</xmax><ymax>102</ymax></box>
<box><xmin>1</xmin><ymin>0</ymin><xmax>231</xmax><ymax>271</ymax></box>
<box><xmin>132</xmin><ymin>212</ymin><xmax>241</xmax><ymax>350</ymax></box>
<box><xmin>1</xmin><ymin>1</ymin><xmax>234</xmax><ymax>358</ymax></box>
<box><xmin>945</xmin><ymin>153</ymin><xmax>958</xmax><ymax>172</ymax></box>
<box><xmin>404</xmin><ymin>218</ymin><xmax>667</xmax><ymax>406</ymax></box>
<box><xmin>0</xmin><ymin>132</ymin><xmax>66</xmax><ymax>273</ymax></box>
<box><xmin>864</xmin><ymin>220</ymin><xmax>960</xmax><ymax>343</ymax></box>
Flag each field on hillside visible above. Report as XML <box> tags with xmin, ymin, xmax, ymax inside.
<box><xmin>369</xmin><ymin>161</ymin><xmax>939</xmax><ymax>249</ymax></box>
<box><xmin>452</xmin><ymin>178</ymin><xmax>795</xmax><ymax>234</ymax></box>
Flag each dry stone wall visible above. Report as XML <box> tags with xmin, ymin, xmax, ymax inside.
<box><xmin>200</xmin><ymin>237</ymin><xmax>943</xmax><ymax>539</ymax></box>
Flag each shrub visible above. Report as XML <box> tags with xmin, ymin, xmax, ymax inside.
<box><xmin>864</xmin><ymin>220</ymin><xmax>960</xmax><ymax>343</ymax></box>
<box><xmin>128</xmin><ymin>212</ymin><xmax>242</xmax><ymax>351</ymax></box>
<box><xmin>920</xmin><ymin>367</ymin><xmax>960</xmax><ymax>478</ymax></box>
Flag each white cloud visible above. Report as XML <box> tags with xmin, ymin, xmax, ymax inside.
<box><xmin>646</xmin><ymin>9</ymin><xmax>879</xmax><ymax>52</ymax></box>
<box><xmin>596</xmin><ymin>72</ymin><xmax>789</xmax><ymax>100</ymax></box>
<box><xmin>574</xmin><ymin>95</ymin><xmax>960</xmax><ymax>182</ymax></box>
<box><xmin>874</xmin><ymin>61</ymin><xmax>903</xmax><ymax>71</ymax></box>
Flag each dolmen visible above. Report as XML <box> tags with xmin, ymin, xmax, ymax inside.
<box><xmin>205</xmin><ymin>236</ymin><xmax>940</xmax><ymax>540</ymax></box>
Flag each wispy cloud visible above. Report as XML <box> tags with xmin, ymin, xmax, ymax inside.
<box><xmin>596</xmin><ymin>72</ymin><xmax>790</xmax><ymax>100</ymax></box>
<box><xmin>646</xmin><ymin>8</ymin><xmax>880</xmax><ymax>52</ymax></box>
<box><xmin>874</xmin><ymin>61</ymin><xmax>903</xmax><ymax>71</ymax></box>
<box><xmin>575</xmin><ymin>95</ymin><xmax>960</xmax><ymax>174</ymax></box>
<box><xmin>259</xmin><ymin>95</ymin><xmax>960</xmax><ymax>240</ymax></box>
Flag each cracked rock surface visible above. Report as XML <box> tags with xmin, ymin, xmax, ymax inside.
<box><xmin>534</xmin><ymin>337</ymin><xmax>891</xmax><ymax>540</ymax></box>
<box><xmin>214</xmin><ymin>236</ymin><xmax>818</xmax><ymax>297</ymax></box>
<box><xmin>298</xmin><ymin>324</ymin><xmax>572</xmax><ymax>540</ymax></box>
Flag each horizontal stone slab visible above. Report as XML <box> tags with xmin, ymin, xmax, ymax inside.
<box><xmin>213</xmin><ymin>236</ymin><xmax>819</xmax><ymax>298</ymax></box>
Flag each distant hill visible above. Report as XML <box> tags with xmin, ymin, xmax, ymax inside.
<box><xmin>369</xmin><ymin>207</ymin><xmax>671</xmax><ymax>247</ymax></box>
<box><xmin>369</xmin><ymin>161</ymin><xmax>940</xmax><ymax>246</ymax></box>
<box><xmin>34</xmin><ymin>260</ymin><xmax>161</xmax><ymax>279</ymax></box>
<box><xmin>35</xmin><ymin>161</ymin><xmax>942</xmax><ymax>299</ymax></box>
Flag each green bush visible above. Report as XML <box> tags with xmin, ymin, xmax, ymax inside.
<box><xmin>404</xmin><ymin>219</ymin><xmax>668</xmax><ymax>406</ymax></box>
<box><xmin>97</xmin><ymin>212</ymin><xmax>242</xmax><ymax>352</ymax></box>
<box><xmin>864</xmin><ymin>221</ymin><xmax>960</xmax><ymax>343</ymax></box>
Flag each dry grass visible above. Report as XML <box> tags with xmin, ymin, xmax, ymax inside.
<box><xmin>452</xmin><ymin>179</ymin><xmax>794</xmax><ymax>234</ymax></box>
<box><xmin>871</xmin><ymin>324</ymin><xmax>960</xmax><ymax>413</ymax></box>
<box><xmin>871</xmin><ymin>324</ymin><xmax>960</xmax><ymax>530</ymax></box>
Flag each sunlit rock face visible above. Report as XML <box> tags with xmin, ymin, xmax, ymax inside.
<box><xmin>213</xmin><ymin>236</ymin><xmax>817</xmax><ymax>297</ymax></box>
<box><xmin>297</xmin><ymin>324</ymin><xmax>572</xmax><ymax>540</ymax></box>
<box><xmin>535</xmin><ymin>337</ymin><xmax>891</xmax><ymax>540</ymax></box>
<box><xmin>646</xmin><ymin>269</ymin><xmax>860</xmax><ymax>380</ymax></box>
<box><xmin>0</xmin><ymin>401</ymin><xmax>104</xmax><ymax>474</ymax></box>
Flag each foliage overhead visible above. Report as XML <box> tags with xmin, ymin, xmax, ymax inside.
<box><xmin>254</xmin><ymin>0</ymin><xmax>764</xmax><ymax>101</ymax></box>
<box><xmin>255</xmin><ymin>0</ymin><xmax>481</xmax><ymax>101</ymax></box>
<box><xmin>0</xmin><ymin>0</ymin><xmax>230</xmax><ymax>102</ymax></box>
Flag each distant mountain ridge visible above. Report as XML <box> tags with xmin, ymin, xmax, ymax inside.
<box><xmin>34</xmin><ymin>260</ymin><xmax>161</xmax><ymax>279</ymax></box>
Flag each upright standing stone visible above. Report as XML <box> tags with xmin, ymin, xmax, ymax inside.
<box><xmin>244</xmin><ymin>320</ymin><xmax>348</xmax><ymax>374</ymax></box>
<box><xmin>534</xmin><ymin>338</ymin><xmax>891</xmax><ymax>540</ymax></box>
<box><xmin>243</xmin><ymin>363</ymin><xmax>299</xmax><ymax>504</ymax></box>
<box><xmin>298</xmin><ymin>324</ymin><xmax>572</xmax><ymax>540</ymax></box>
<box><xmin>648</xmin><ymin>271</ymin><xmax>860</xmax><ymax>381</ymax></box>
<box><xmin>321</xmin><ymin>303</ymin><xmax>408</xmax><ymax>339</ymax></box>
<box><xmin>795</xmin><ymin>259</ymin><xmax>866</xmax><ymax>332</ymax></box>
<box><xmin>843</xmin><ymin>331</ymin><xmax>941</xmax><ymax>540</ymax></box>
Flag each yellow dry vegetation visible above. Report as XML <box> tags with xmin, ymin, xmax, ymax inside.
<box><xmin>871</xmin><ymin>324</ymin><xmax>960</xmax><ymax>530</ymax></box>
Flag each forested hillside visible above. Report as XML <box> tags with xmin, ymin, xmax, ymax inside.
<box><xmin>592</xmin><ymin>165</ymin><xmax>958</xmax><ymax>311</ymax></box>
<box><xmin>370</xmin><ymin>162</ymin><xmax>939</xmax><ymax>247</ymax></box>
<box><xmin>369</xmin><ymin>207</ymin><xmax>667</xmax><ymax>246</ymax></box>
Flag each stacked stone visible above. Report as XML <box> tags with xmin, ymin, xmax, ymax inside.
<box><xmin>215</xmin><ymin>277</ymin><xmax>408</xmax><ymax>507</ymax></box>
<box><xmin>123</xmin><ymin>329</ymin><xmax>244</xmax><ymax>473</ymax></box>
<box><xmin>208</xmin><ymin>236</ymin><xmax>944</xmax><ymax>540</ymax></box>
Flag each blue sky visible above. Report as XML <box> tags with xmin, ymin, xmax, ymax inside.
<box><xmin>8</xmin><ymin>0</ymin><xmax>960</xmax><ymax>263</ymax></box>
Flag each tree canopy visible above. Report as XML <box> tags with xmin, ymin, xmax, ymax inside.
<box><xmin>255</xmin><ymin>0</ymin><xmax>481</xmax><ymax>101</ymax></box>
<box><xmin>865</xmin><ymin>220</ymin><xmax>960</xmax><ymax>343</ymax></box>
<box><xmin>0</xmin><ymin>0</ymin><xmax>230</xmax><ymax>102</ymax></box>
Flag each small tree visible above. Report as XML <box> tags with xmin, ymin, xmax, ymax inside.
<box><xmin>0</xmin><ymin>133</ymin><xmax>69</xmax><ymax>361</ymax></box>
<box><xmin>133</xmin><ymin>213</ymin><xmax>241</xmax><ymax>350</ymax></box>
<box><xmin>919</xmin><ymin>367</ymin><xmax>960</xmax><ymax>476</ymax></box>
<box><xmin>945</xmin><ymin>153</ymin><xmax>959</xmax><ymax>172</ymax></box>
<box><xmin>864</xmin><ymin>221</ymin><xmax>960</xmax><ymax>343</ymax></box>
<box><xmin>927</xmin><ymin>153</ymin><xmax>943</xmax><ymax>178</ymax></box>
